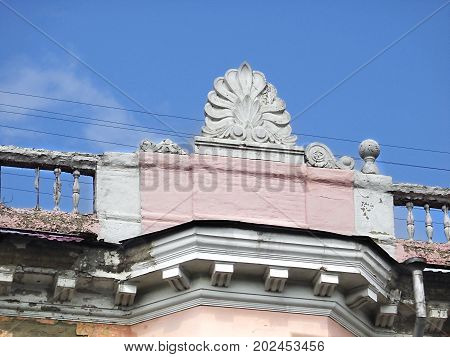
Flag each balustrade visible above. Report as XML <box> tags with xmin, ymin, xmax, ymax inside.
<box><xmin>392</xmin><ymin>184</ymin><xmax>450</xmax><ymax>244</ymax></box>
<box><xmin>0</xmin><ymin>145</ymin><xmax>97</xmax><ymax>214</ymax></box>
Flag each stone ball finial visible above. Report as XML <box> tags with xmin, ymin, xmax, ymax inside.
<box><xmin>359</xmin><ymin>139</ymin><xmax>380</xmax><ymax>174</ymax></box>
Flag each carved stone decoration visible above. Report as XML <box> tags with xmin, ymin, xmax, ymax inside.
<box><xmin>305</xmin><ymin>142</ymin><xmax>355</xmax><ymax>170</ymax></box>
<box><xmin>53</xmin><ymin>275</ymin><xmax>76</xmax><ymax>303</ymax></box>
<box><xmin>53</xmin><ymin>168</ymin><xmax>62</xmax><ymax>211</ymax></box>
<box><xmin>424</xmin><ymin>204</ymin><xmax>433</xmax><ymax>243</ymax></box>
<box><xmin>201</xmin><ymin>62</ymin><xmax>296</xmax><ymax>146</ymax></box>
<box><xmin>114</xmin><ymin>282</ymin><xmax>137</xmax><ymax>307</ymax></box>
<box><xmin>34</xmin><ymin>167</ymin><xmax>40</xmax><ymax>210</ymax></box>
<box><xmin>72</xmin><ymin>170</ymin><xmax>80</xmax><ymax>214</ymax></box>
<box><xmin>264</xmin><ymin>267</ymin><xmax>288</xmax><ymax>293</ymax></box>
<box><xmin>0</xmin><ymin>266</ymin><xmax>15</xmax><ymax>296</ymax></box>
<box><xmin>375</xmin><ymin>289</ymin><xmax>401</xmax><ymax>328</ymax></box>
<box><xmin>211</xmin><ymin>262</ymin><xmax>234</xmax><ymax>288</ymax></box>
<box><xmin>442</xmin><ymin>205</ymin><xmax>450</xmax><ymax>242</ymax></box>
<box><xmin>345</xmin><ymin>286</ymin><xmax>378</xmax><ymax>309</ymax></box>
<box><xmin>359</xmin><ymin>139</ymin><xmax>380</xmax><ymax>174</ymax></box>
<box><xmin>162</xmin><ymin>266</ymin><xmax>190</xmax><ymax>291</ymax></box>
<box><xmin>406</xmin><ymin>202</ymin><xmax>415</xmax><ymax>240</ymax></box>
<box><xmin>140</xmin><ymin>139</ymin><xmax>187</xmax><ymax>155</ymax></box>
<box><xmin>425</xmin><ymin>307</ymin><xmax>448</xmax><ymax>334</ymax></box>
<box><xmin>312</xmin><ymin>272</ymin><xmax>339</xmax><ymax>297</ymax></box>
<box><xmin>375</xmin><ymin>305</ymin><xmax>398</xmax><ymax>328</ymax></box>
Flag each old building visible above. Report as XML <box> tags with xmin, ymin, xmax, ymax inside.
<box><xmin>0</xmin><ymin>63</ymin><xmax>448</xmax><ymax>337</ymax></box>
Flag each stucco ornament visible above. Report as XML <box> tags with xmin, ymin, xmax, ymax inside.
<box><xmin>305</xmin><ymin>142</ymin><xmax>355</xmax><ymax>170</ymax></box>
<box><xmin>359</xmin><ymin>139</ymin><xmax>380</xmax><ymax>174</ymax></box>
<box><xmin>139</xmin><ymin>139</ymin><xmax>187</xmax><ymax>155</ymax></box>
<box><xmin>202</xmin><ymin>62</ymin><xmax>297</xmax><ymax>146</ymax></box>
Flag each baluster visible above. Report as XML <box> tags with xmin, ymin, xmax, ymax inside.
<box><xmin>443</xmin><ymin>205</ymin><xmax>450</xmax><ymax>243</ymax></box>
<box><xmin>34</xmin><ymin>167</ymin><xmax>40</xmax><ymax>210</ymax></box>
<box><xmin>424</xmin><ymin>204</ymin><xmax>433</xmax><ymax>243</ymax></box>
<box><xmin>72</xmin><ymin>170</ymin><xmax>80</xmax><ymax>214</ymax></box>
<box><xmin>406</xmin><ymin>202</ymin><xmax>415</xmax><ymax>240</ymax></box>
<box><xmin>53</xmin><ymin>168</ymin><xmax>62</xmax><ymax>211</ymax></box>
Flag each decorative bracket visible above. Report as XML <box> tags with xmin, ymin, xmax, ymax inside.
<box><xmin>312</xmin><ymin>272</ymin><xmax>339</xmax><ymax>297</ymax></box>
<box><xmin>162</xmin><ymin>266</ymin><xmax>190</xmax><ymax>291</ymax></box>
<box><xmin>114</xmin><ymin>282</ymin><xmax>137</xmax><ymax>306</ymax></box>
<box><xmin>425</xmin><ymin>307</ymin><xmax>448</xmax><ymax>334</ymax></box>
<box><xmin>264</xmin><ymin>267</ymin><xmax>288</xmax><ymax>293</ymax></box>
<box><xmin>211</xmin><ymin>262</ymin><xmax>234</xmax><ymax>288</ymax></box>
<box><xmin>0</xmin><ymin>266</ymin><xmax>15</xmax><ymax>296</ymax></box>
<box><xmin>53</xmin><ymin>274</ymin><xmax>76</xmax><ymax>302</ymax></box>
<box><xmin>375</xmin><ymin>304</ymin><xmax>398</xmax><ymax>328</ymax></box>
<box><xmin>345</xmin><ymin>286</ymin><xmax>378</xmax><ymax>309</ymax></box>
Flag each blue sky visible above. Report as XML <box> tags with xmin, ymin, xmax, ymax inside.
<box><xmin>0</xmin><ymin>1</ymin><xmax>448</xmax><ymax>239</ymax></box>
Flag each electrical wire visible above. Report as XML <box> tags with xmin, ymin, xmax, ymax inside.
<box><xmin>0</xmin><ymin>108</ymin><xmax>192</xmax><ymax>139</ymax></box>
<box><xmin>1</xmin><ymin>100</ymin><xmax>449</xmax><ymax>156</ymax></box>
<box><xmin>0</xmin><ymin>123</ymin><xmax>449</xmax><ymax>172</ymax></box>
<box><xmin>1</xmin><ymin>171</ymin><xmax>92</xmax><ymax>185</ymax></box>
<box><xmin>1</xmin><ymin>186</ymin><xmax>93</xmax><ymax>201</ymax></box>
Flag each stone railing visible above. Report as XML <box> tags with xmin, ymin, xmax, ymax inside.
<box><xmin>390</xmin><ymin>183</ymin><xmax>450</xmax><ymax>243</ymax></box>
<box><xmin>0</xmin><ymin>145</ymin><xmax>98</xmax><ymax>214</ymax></box>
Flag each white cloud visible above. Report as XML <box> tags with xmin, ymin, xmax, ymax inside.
<box><xmin>0</xmin><ymin>59</ymin><xmax>171</xmax><ymax>151</ymax></box>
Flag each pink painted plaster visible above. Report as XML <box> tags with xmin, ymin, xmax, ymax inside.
<box><xmin>395</xmin><ymin>239</ymin><xmax>450</xmax><ymax>265</ymax></box>
<box><xmin>140</xmin><ymin>153</ymin><xmax>355</xmax><ymax>236</ymax></box>
<box><xmin>130</xmin><ymin>306</ymin><xmax>353</xmax><ymax>337</ymax></box>
<box><xmin>0</xmin><ymin>204</ymin><xmax>99</xmax><ymax>236</ymax></box>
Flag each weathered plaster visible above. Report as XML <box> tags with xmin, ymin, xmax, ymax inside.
<box><xmin>0</xmin><ymin>307</ymin><xmax>354</xmax><ymax>337</ymax></box>
<box><xmin>395</xmin><ymin>240</ymin><xmax>450</xmax><ymax>265</ymax></box>
<box><xmin>0</xmin><ymin>316</ymin><xmax>128</xmax><ymax>337</ymax></box>
<box><xmin>95</xmin><ymin>152</ymin><xmax>141</xmax><ymax>242</ymax></box>
<box><xmin>353</xmin><ymin>172</ymin><xmax>395</xmax><ymax>251</ymax></box>
<box><xmin>0</xmin><ymin>145</ymin><xmax>97</xmax><ymax>175</ymax></box>
<box><xmin>140</xmin><ymin>152</ymin><xmax>355</xmax><ymax>236</ymax></box>
<box><xmin>0</xmin><ymin>316</ymin><xmax>78</xmax><ymax>337</ymax></box>
<box><xmin>0</xmin><ymin>204</ymin><xmax>98</xmax><ymax>236</ymax></box>
<box><xmin>194</xmin><ymin>136</ymin><xmax>305</xmax><ymax>164</ymax></box>
<box><xmin>390</xmin><ymin>183</ymin><xmax>450</xmax><ymax>209</ymax></box>
<box><xmin>129</xmin><ymin>306</ymin><xmax>354</xmax><ymax>337</ymax></box>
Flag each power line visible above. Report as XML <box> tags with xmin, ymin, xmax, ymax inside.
<box><xmin>290</xmin><ymin>1</ymin><xmax>450</xmax><ymax>121</ymax></box>
<box><xmin>0</xmin><ymin>89</ymin><xmax>201</xmax><ymax>121</ymax></box>
<box><xmin>300</xmin><ymin>133</ymin><xmax>450</xmax><ymax>155</ymax></box>
<box><xmin>0</xmin><ymin>95</ymin><xmax>449</xmax><ymax>156</ymax></box>
<box><xmin>0</xmin><ymin>0</ymin><xmax>186</xmax><ymax>135</ymax></box>
<box><xmin>394</xmin><ymin>217</ymin><xmax>444</xmax><ymax>226</ymax></box>
<box><xmin>0</xmin><ymin>123</ymin><xmax>449</xmax><ymax>173</ymax></box>
<box><xmin>377</xmin><ymin>160</ymin><xmax>450</xmax><ymax>172</ymax></box>
<box><xmin>346</xmin><ymin>155</ymin><xmax>450</xmax><ymax>172</ymax></box>
<box><xmin>0</xmin><ymin>103</ymin><xmax>198</xmax><ymax>134</ymax></box>
<box><xmin>0</xmin><ymin>108</ymin><xmax>193</xmax><ymax>139</ymax></box>
<box><xmin>2</xmin><ymin>186</ymin><xmax>93</xmax><ymax>201</ymax></box>
<box><xmin>1</xmin><ymin>171</ymin><xmax>92</xmax><ymax>185</ymax></box>
<box><xmin>0</xmin><ymin>123</ymin><xmax>136</xmax><ymax>148</ymax></box>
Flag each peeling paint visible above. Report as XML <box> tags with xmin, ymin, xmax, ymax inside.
<box><xmin>0</xmin><ymin>204</ymin><xmax>99</xmax><ymax>237</ymax></box>
<box><xmin>396</xmin><ymin>240</ymin><xmax>450</xmax><ymax>265</ymax></box>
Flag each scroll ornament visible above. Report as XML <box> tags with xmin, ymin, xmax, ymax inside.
<box><xmin>139</xmin><ymin>139</ymin><xmax>187</xmax><ymax>155</ymax></box>
<box><xmin>305</xmin><ymin>142</ymin><xmax>355</xmax><ymax>170</ymax></box>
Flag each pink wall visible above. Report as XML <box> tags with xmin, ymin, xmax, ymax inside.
<box><xmin>0</xmin><ymin>307</ymin><xmax>353</xmax><ymax>336</ymax></box>
<box><xmin>140</xmin><ymin>153</ymin><xmax>355</xmax><ymax>235</ymax></box>
<box><xmin>130</xmin><ymin>306</ymin><xmax>353</xmax><ymax>337</ymax></box>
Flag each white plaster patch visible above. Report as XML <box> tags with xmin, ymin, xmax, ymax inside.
<box><xmin>96</xmin><ymin>152</ymin><xmax>142</xmax><ymax>242</ymax></box>
<box><xmin>104</xmin><ymin>251</ymin><xmax>121</xmax><ymax>266</ymax></box>
<box><xmin>354</xmin><ymin>172</ymin><xmax>395</xmax><ymax>240</ymax></box>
